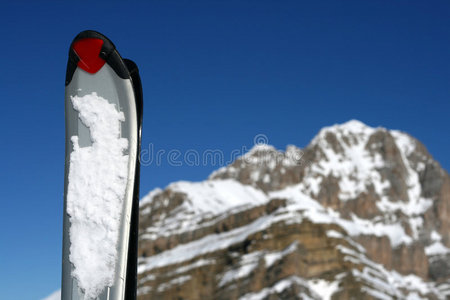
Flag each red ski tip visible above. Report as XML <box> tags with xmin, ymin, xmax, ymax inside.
<box><xmin>72</xmin><ymin>38</ymin><xmax>106</xmax><ymax>74</ymax></box>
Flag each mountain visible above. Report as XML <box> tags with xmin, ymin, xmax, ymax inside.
<box><xmin>42</xmin><ymin>289</ymin><xmax>61</xmax><ymax>300</ymax></box>
<box><xmin>137</xmin><ymin>120</ymin><xmax>450</xmax><ymax>299</ymax></box>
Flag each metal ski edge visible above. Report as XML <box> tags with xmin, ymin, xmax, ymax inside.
<box><xmin>123</xmin><ymin>58</ymin><xmax>143</xmax><ymax>300</ymax></box>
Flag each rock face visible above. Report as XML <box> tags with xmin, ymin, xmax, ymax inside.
<box><xmin>137</xmin><ymin>120</ymin><xmax>450</xmax><ymax>299</ymax></box>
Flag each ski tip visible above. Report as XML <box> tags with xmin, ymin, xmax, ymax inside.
<box><xmin>72</xmin><ymin>30</ymin><xmax>115</xmax><ymax>47</ymax></box>
<box><xmin>66</xmin><ymin>30</ymin><xmax>130</xmax><ymax>85</ymax></box>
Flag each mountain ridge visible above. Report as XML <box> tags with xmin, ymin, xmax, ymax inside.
<box><xmin>138</xmin><ymin>120</ymin><xmax>450</xmax><ymax>299</ymax></box>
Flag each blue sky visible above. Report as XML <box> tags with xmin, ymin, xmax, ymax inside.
<box><xmin>0</xmin><ymin>1</ymin><xmax>449</xmax><ymax>299</ymax></box>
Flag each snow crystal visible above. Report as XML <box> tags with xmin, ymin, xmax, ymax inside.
<box><xmin>67</xmin><ymin>92</ymin><xmax>129</xmax><ymax>299</ymax></box>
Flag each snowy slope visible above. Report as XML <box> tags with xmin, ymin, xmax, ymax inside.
<box><xmin>41</xmin><ymin>289</ymin><xmax>61</xmax><ymax>300</ymax></box>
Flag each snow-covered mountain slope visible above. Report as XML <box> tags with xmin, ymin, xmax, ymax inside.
<box><xmin>138</xmin><ymin>120</ymin><xmax>450</xmax><ymax>300</ymax></box>
<box><xmin>41</xmin><ymin>289</ymin><xmax>61</xmax><ymax>300</ymax></box>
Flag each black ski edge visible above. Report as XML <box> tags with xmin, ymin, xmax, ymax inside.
<box><xmin>65</xmin><ymin>30</ymin><xmax>130</xmax><ymax>86</ymax></box>
<box><xmin>124</xmin><ymin>58</ymin><xmax>143</xmax><ymax>300</ymax></box>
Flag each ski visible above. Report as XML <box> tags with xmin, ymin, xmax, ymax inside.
<box><xmin>62</xmin><ymin>30</ymin><xmax>142</xmax><ymax>300</ymax></box>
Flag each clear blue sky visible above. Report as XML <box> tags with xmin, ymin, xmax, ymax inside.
<box><xmin>0</xmin><ymin>1</ymin><xmax>449</xmax><ymax>299</ymax></box>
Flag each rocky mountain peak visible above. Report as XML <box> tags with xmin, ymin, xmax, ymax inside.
<box><xmin>137</xmin><ymin>120</ymin><xmax>450</xmax><ymax>299</ymax></box>
<box><xmin>209</xmin><ymin>142</ymin><xmax>306</xmax><ymax>192</ymax></box>
<box><xmin>311</xmin><ymin>119</ymin><xmax>376</xmax><ymax>145</ymax></box>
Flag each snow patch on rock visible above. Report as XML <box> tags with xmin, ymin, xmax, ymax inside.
<box><xmin>140</xmin><ymin>179</ymin><xmax>268</xmax><ymax>241</ymax></box>
<box><xmin>308</xmin><ymin>278</ymin><xmax>340</xmax><ymax>300</ymax></box>
<box><xmin>239</xmin><ymin>276</ymin><xmax>318</xmax><ymax>300</ymax></box>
